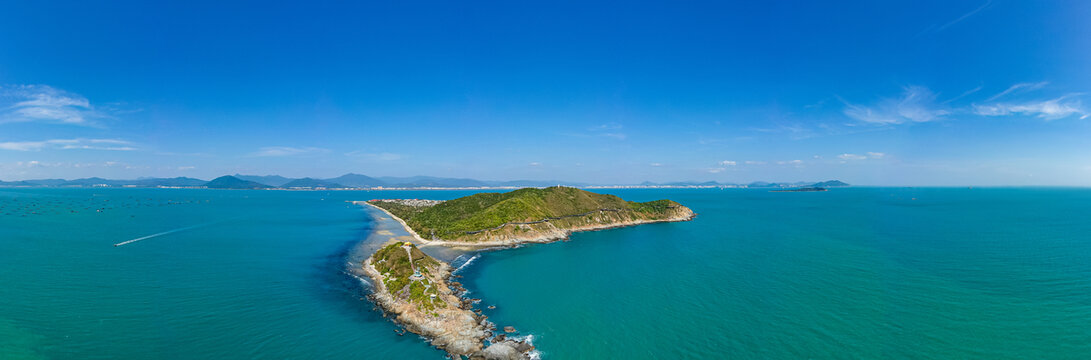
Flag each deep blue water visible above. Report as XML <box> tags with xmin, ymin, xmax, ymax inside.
<box><xmin>2</xmin><ymin>187</ymin><xmax>1090</xmax><ymax>359</ymax></box>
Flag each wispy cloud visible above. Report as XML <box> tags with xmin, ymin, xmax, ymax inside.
<box><xmin>919</xmin><ymin>0</ymin><xmax>992</xmax><ymax>35</ymax></box>
<box><xmin>851</xmin><ymin>82</ymin><xmax>1087</xmax><ymax>123</ymax></box>
<box><xmin>985</xmin><ymin>81</ymin><xmax>1049</xmax><ymax>102</ymax></box>
<box><xmin>13</xmin><ymin>160</ymin><xmax>55</xmax><ymax>168</ymax></box>
<box><xmin>587</xmin><ymin>122</ymin><xmax>627</xmax><ymax>140</ymax></box>
<box><xmin>719</xmin><ymin>160</ymin><xmax>736</xmax><ymax>166</ymax></box>
<box><xmin>942</xmin><ymin>85</ymin><xmax>983</xmax><ymax>104</ymax></box>
<box><xmin>839</xmin><ymin>152</ymin><xmax>886</xmax><ymax>161</ymax></box>
<box><xmin>649</xmin><ymin>162</ymin><xmax>664</xmax><ymax>167</ymax></box>
<box><xmin>707</xmin><ymin>167</ymin><xmax>726</xmax><ymax>173</ymax></box>
<box><xmin>528</xmin><ymin>162</ymin><xmax>542</xmax><ymax>167</ymax></box>
<box><xmin>843</xmin><ymin>86</ymin><xmax>949</xmax><ymax>125</ymax></box>
<box><xmin>744</xmin><ymin>160</ymin><xmax>766</xmax><ymax>165</ymax></box>
<box><xmin>749</xmin><ymin>123</ymin><xmax>818</xmax><ymax>140</ymax></box>
<box><xmin>590</xmin><ymin>122</ymin><xmax>623</xmax><ymax>131</ymax></box>
<box><xmin>973</xmin><ymin>94</ymin><xmax>1087</xmax><ymax>120</ymax></box>
<box><xmin>0</xmin><ymin>85</ymin><xmax>106</xmax><ymax>125</ymax></box>
<box><xmin>345</xmin><ymin>151</ymin><xmax>403</xmax><ymax>161</ymax></box>
<box><xmin>0</xmin><ymin>138</ymin><xmax>136</xmax><ymax>151</ymax></box>
<box><xmin>248</xmin><ymin>146</ymin><xmax>329</xmax><ymax>157</ymax></box>
<box><xmin>776</xmin><ymin>160</ymin><xmax>804</xmax><ymax>165</ymax></box>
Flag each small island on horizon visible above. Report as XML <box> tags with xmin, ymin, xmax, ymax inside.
<box><xmin>770</xmin><ymin>187</ymin><xmax>829</xmax><ymax>192</ymax></box>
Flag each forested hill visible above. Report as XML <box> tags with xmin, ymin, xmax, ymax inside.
<box><xmin>370</xmin><ymin>186</ymin><xmax>693</xmax><ymax>242</ymax></box>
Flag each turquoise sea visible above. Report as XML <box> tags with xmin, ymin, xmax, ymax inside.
<box><xmin>2</xmin><ymin>187</ymin><xmax>1090</xmax><ymax>359</ymax></box>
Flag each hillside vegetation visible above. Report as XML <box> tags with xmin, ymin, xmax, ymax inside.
<box><xmin>370</xmin><ymin>242</ymin><xmax>447</xmax><ymax>312</ymax></box>
<box><xmin>372</xmin><ymin>186</ymin><xmax>690</xmax><ymax>241</ymax></box>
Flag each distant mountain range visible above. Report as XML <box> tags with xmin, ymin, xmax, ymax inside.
<box><xmin>0</xmin><ymin>173</ymin><xmax>849</xmax><ymax>189</ymax></box>
<box><xmin>0</xmin><ymin>177</ymin><xmax>208</xmax><ymax>188</ymax></box>
<box><xmin>810</xmin><ymin>180</ymin><xmax>850</xmax><ymax>188</ymax></box>
<box><xmin>205</xmin><ymin>176</ymin><xmax>270</xmax><ymax>189</ymax></box>
<box><xmin>232</xmin><ymin>174</ymin><xmax>295</xmax><ymax>187</ymax></box>
<box><xmin>280</xmin><ymin>178</ymin><xmax>345</xmax><ymax>189</ymax></box>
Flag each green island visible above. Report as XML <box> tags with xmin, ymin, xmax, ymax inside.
<box><xmin>368</xmin><ymin>186</ymin><xmax>695</xmax><ymax>245</ymax></box>
<box><xmin>359</xmin><ymin>187</ymin><xmax>694</xmax><ymax>359</ymax></box>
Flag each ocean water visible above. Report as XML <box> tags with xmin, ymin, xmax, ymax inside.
<box><xmin>2</xmin><ymin>188</ymin><xmax>1091</xmax><ymax>359</ymax></box>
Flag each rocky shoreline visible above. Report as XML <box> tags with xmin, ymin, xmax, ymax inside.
<box><xmin>361</xmin><ymin>241</ymin><xmax>535</xmax><ymax>359</ymax></box>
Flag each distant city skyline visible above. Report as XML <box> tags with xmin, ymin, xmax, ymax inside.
<box><xmin>1</xmin><ymin>1</ymin><xmax>1089</xmax><ymax>186</ymax></box>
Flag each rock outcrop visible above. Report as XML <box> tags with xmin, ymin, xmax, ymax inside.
<box><xmin>364</xmin><ymin>241</ymin><xmax>533</xmax><ymax>359</ymax></box>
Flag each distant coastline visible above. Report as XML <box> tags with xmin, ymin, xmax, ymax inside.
<box><xmin>0</xmin><ymin>174</ymin><xmax>849</xmax><ymax>190</ymax></box>
<box><xmin>0</xmin><ymin>175</ymin><xmax>849</xmax><ymax>191</ymax></box>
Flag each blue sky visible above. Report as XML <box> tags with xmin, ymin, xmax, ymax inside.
<box><xmin>1</xmin><ymin>0</ymin><xmax>1089</xmax><ymax>185</ymax></box>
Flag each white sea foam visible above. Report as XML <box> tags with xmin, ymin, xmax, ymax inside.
<box><xmin>453</xmin><ymin>253</ymin><xmax>481</xmax><ymax>274</ymax></box>
<box><xmin>511</xmin><ymin>334</ymin><xmax>541</xmax><ymax>359</ymax></box>
<box><xmin>345</xmin><ymin>271</ymin><xmax>373</xmax><ymax>288</ymax></box>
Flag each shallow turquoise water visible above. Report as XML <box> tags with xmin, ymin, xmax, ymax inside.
<box><xmin>464</xmin><ymin>188</ymin><xmax>1091</xmax><ymax>359</ymax></box>
<box><xmin>2</xmin><ymin>187</ymin><xmax>1090</xmax><ymax>359</ymax></box>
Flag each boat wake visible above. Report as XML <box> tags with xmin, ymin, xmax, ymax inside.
<box><xmin>113</xmin><ymin>222</ymin><xmax>216</xmax><ymax>247</ymax></box>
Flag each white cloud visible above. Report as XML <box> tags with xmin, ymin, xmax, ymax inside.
<box><xmin>744</xmin><ymin>161</ymin><xmax>766</xmax><ymax>165</ymax></box>
<box><xmin>985</xmin><ymin>81</ymin><xmax>1049</xmax><ymax>102</ymax></box>
<box><xmin>0</xmin><ymin>138</ymin><xmax>136</xmax><ymax>151</ymax></box>
<box><xmin>178</xmin><ymin>166</ymin><xmax>196</xmax><ymax>170</ymax></box>
<box><xmin>838</xmin><ymin>152</ymin><xmax>886</xmax><ymax>162</ymax></box>
<box><xmin>601</xmin><ymin>133</ymin><xmax>627</xmax><ymax>140</ymax></box>
<box><xmin>649</xmin><ymin>163</ymin><xmax>663</xmax><ymax>167</ymax></box>
<box><xmin>843</xmin><ymin>86</ymin><xmax>949</xmax><ymax>124</ymax></box>
<box><xmin>15</xmin><ymin>160</ymin><xmax>49</xmax><ymax>168</ymax></box>
<box><xmin>528</xmin><ymin>162</ymin><xmax>542</xmax><ymax>167</ymax></box>
<box><xmin>0</xmin><ymin>85</ymin><xmax>103</xmax><ymax>125</ymax></box>
<box><xmin>776</xmin><ymin>160</ymin><xmax>804</xmax><ymax>165</ymax></box>
<box><xmin>719</xmin><ymin>160</ymin><xmax>736</xmax><ymax>166</ymax></box>
<box><xmin>249</xmin><ymin>146</ymin><xmax>329</xmax><ymax>157</ymax></box>
<box><xmin>707</xmin><ymin>167</ymin><xmax>726</xmax><ymax>173</ymax></box>
<box><xmin>973</xmin><ymin>95</ymin><xmax>1087</xmax><ymax>120</ymax></box>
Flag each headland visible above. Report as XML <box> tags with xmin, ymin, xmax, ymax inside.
<box><xmin>352</xmin><ymin>187</ymin><xmax>695</xmax><ymax>358</ymax></box>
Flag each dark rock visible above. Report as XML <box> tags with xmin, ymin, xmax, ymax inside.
<box><xmin>514</xmin><ymin>342</ymin><xmax>534</xmax><ymax>353</ymax></box>
<box><xmin>503</xmin><ymin>326</ymin><xmax>516</xmax><ymax>333</ymax></box>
